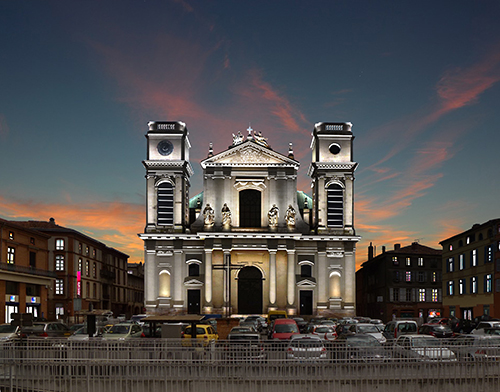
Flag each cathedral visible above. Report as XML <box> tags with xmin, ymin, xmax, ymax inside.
<box><xmin>139</xmin><ymin>121</ymin><xmax>360</xmax><ymax>317</ymax></box>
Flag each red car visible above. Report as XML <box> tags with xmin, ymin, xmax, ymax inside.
<box><xmin>270</xmin><ymin>319</ymin><xmax>300</xmax><ymax>340</ymax></box>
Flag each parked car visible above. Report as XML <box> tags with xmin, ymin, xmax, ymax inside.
<box><xmin>230</xmin><ymin>326</ymin><xmax>255</xmax><ymax>334</ymax></box>
<box><xmin>102</xmin><ymin>323</ymin><xmax>144</xmax><ymax>340</ymax></box>
<box><xmin>484</xmin><ymin>327</ymin><xmax>500</xmax><ymax>336</ymax></box>
<box><xmin>418</xmin><ymin>324</ymin><xmax>454</xmax><ymax>338</ymax></box>
<box><xmin>286</xmin><ymin>335</ymin><xmax>327</xmax><ymax>361</ymax></box>
<box><xmin>471</xmin><ymin>321</ymin><xmax>500</xmax><ymax>335</ymax></box>
<box><xmin>331</xmin><ymin>334</ymin><xmax>390</xmax><ymax>363</ymax></box>
<box><xmin>266</xmin><ymin>310</ymin><xmax>287</xmax><ymax>335</ymax></box>
<box><xmin>348</xmin><ymin>323</ymin><xmax>386</xmax><ymax>344</ymax></box>
<box><xmin>243</xmin><ymin>315</ymin><xmax>267</xmax><ymax>332</ymax></box>
<box><xmin>308</xmin><ymin>325</ymin><xmax>337</xmax><ymax>341</ymax></box>
<box><xmin>182</xmin><ymin>324</ymin><xmax>218</xmax><ymax>346</ymax></box>
<box><xmin>292</xmin><ymin>317</ymin><xmax>308</xmax><ymax>333</ymax></box>
<box><xmin>393</xmin><ymin>335</ymin><xmax>456</xmax><ymax>362</ymax></box>
<box><xmin>269</xmin><ymin>319</ymin><xmax>299</xmax><ymax>340</ymax></box>
<box><xmin>449</xmin><ymin>334</ymin><xmax>500</xmax><ymax>361</ymax></box>
<box><xmin>0</xmin><ymin>324</ymin><xmax>20</xmax><ymax>341</ymax></box>
<box><xmin>23</xmin><ymin>322</ymin><xmax>73</xmax><ymax>338</ymax></box>
<box><xmin>68</xmin><ymin>326</ymin><xmax>106</xmax><ymax>341</ymax></box>
<box><xmin>226</xmin><ymin>331</ymin><xmax>266</xmax><ymax>362</ymax></box>
<box><xmin>130</xmin><ymin>314</ymin><xmax>148</xmax><ymax>325</ymax></box>
<box><xmin>382</xmin><ymin>320</ymin><xmax>418</xmax><ymax>340</ymax></box>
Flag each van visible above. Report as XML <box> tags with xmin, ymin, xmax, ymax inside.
<box><xmin>267</xmin><ymin>310</ymin><xmax>287</xmax><ymax>325</ymax></box>
<box><xmin>382</xmin><ymin>320</ymin><xmax>418</xmax><ymax>340</ymax></box>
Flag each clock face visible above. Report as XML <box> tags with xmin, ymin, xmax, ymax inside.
<box><xmin>157</xmin><ymin>140</ymin><xmax>174</xmax><ymax>156</ymax></box>
<box><xmin>329</xmin><ymin>143</ymin><xmax>341</xmax><ymax>155</ymax></box>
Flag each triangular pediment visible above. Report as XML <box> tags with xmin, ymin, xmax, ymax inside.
<box><xmin>201</xmin><ymin>140</ymin><xmax>298</xmax><ymax>168</ymax></box>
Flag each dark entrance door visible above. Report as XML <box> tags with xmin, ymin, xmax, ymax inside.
<box><xmin>238</xmin><ymin>266</ymin><xmax>262</xmax><ymax>314</ymax></box>
<box><xmin>299</xmin><ymin>290</ymin><xmax>313</xmax><ymax>315</ymax></box>
<box><xmin>239</xmin><ymin>189</ymin><xmax>261</xmax><ymax>227</ymax></box>
<box><xmin>187</xmin><ymin>289</ymin><xmax>201</xmax><ymax>314</ymax></box>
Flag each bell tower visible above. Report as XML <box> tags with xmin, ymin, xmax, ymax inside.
<box><xmin>308</xmin><ymin>122</ymin><xmax>358</xmax><ymax>235</ymax></box>
<box><xmin>143</xmin><ymin>121</ymin><xmax>193</xmax><ymax>233</ymax></box>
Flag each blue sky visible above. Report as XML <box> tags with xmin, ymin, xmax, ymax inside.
<box><xmin>1</xmin><ymin>0</ymin><xmax>500</xmax><ymax>266</ymax></box>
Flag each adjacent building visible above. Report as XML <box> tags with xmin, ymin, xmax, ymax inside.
<box><xmin>0</xmin><ymin>218</ymin><xmax>54</xmax><ymax>323</ymax></box>
<box><xmin>139</xmin><ymin>121</ymin><xmax>360</xmax><ymax>317</ymax></box>
<box><xmin>14</xmin><ymin>218</ymin><xmax>131</xmax><ymax>322</ymax></box>
<box><xmin>356</xmin><ymin>242</ymin><xmax>443</xmax><ymax>323</ymax></box>
<box><xmin>440</xmin><ymin>219</ymin><xmax>500</xmax><ymax>320</ymax></box>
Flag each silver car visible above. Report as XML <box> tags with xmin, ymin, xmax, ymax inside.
<box><xmin>286</xmin><ymin>335</ymin><xmax>327</xmax><ymax>361</ymax></box>
<box><xmin>394</xmin><ymin>335</ymin><xmax>456</xmax><ymax>362</ymax></box>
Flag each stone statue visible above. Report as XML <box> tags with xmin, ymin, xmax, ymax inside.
<box><xmin>203</xmin><ymin>203</ymin><xmax>215</xmax><ymax>227</ymax></box>
<box><xmin>221</xmin><ymin>203</ymin><xmax>231</xmax><ymax>226</ymax></box>
<box><xmin>268</xmin><ymin>204</ymin><xmax>279</xmax><ymax>227</ymax></box>
<box><xmin>232</xmin><ymin>131</ymin><xmax>244</xmax><ymax>145</ymax></box>
<box><xmin>285</xmin><ymin>204</ymin><xmax>296</xmax><ymax>226</ymax></box>
<box><xmin>253</xmin><ymin>131</ymin><xmax>269</xmax><ymax>147</ymax></box>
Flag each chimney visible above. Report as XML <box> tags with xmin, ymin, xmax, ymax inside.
<box><xmin>382</xmin><ymin>246</ymin><xmax>386</xmax><ymax>253</ymax></box>
<box><xmin>411</xmin><ymin>242</ymin><xmax>418</xmax><ymax>250</ymax></box>
<box><xmin>368</xmin><ymin>242</ymin><xmax>374</xmax><ymax>260</ymax></box>
<box><xmin>394</xmin><ymin>243</ymin><xmax>401</xmax><ymax>250</ymax></box>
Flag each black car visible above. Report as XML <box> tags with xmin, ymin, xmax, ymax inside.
<box><xmin>292</xmin><ymin>317</ymin><xmax>308</xmax><ymax>333</ymax></box>
<box><xmin>418</xmin><ymin>324</ymin><xmax>454</xmax><ymax>338</ymax></box>
<box><xmin>331</xmin><ymin>334</ymin><xmax>391</xmax><ymax>363</ymax></box>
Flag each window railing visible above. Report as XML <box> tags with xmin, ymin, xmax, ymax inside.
<box><xmin>0</xmin><ymin>262</ymin><xmax>57</xmax><ymax>278</ymax></box>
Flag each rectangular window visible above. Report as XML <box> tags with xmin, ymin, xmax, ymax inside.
<box><xmin>93</xmin><ymin>262</ymin><xmax>96</xmax><ymax>278</ymax></box>
<box><xmin>418</xmin><ymin>288</ymin><xmax>425</xmax><ymax>302</ymax></box>
<box><xmin>55</xmin><ymin>255</ymin><xmax>65</xmax><ymax>271</ymax></box>
<box><xmin>9</xmin><ymin>231</ymin><xmax>14</xmax><ymax>240</ymax></box>
<box><xmin>431</xmin><ymin>289</ymin><xmax>439</xmax><ymax>302</ymax></box>
<box><xmin>393</xmin><ymin>271</ymin><xmax>400</xmax><ymax>282</ymax></box>
<box><xmin>471</xmin><ymin>276</ymin><xmax>478</xmax><ymax>294</ymax></box>
<box><xmin>432</xmin><ymin>271</ymin><xmax>438</xmax><ymax>283</ymax></box>
<box><xmin>7</xmin><ymin>247</ymin><xmax>15</xmax><ymax>264</ymax></box>
<box><xmin>392</xmin><ymin>256</ymin><xmax>399</xmax><ymax>266</ymax></box>
<box><xmin>29</xmin><ymin>252</ymin><xmax>36</xmax><ymax>268</ymax></box>
<box><xmin>471</xmin><ymin>249</ymin><xmax>477</xmax><ymax>267</ymax></box>
<box><xmin>405</xmin><ymin>288</ymin><xmax>412</xmax><ymax>302</ymax></box>
<box><xmin>55</xmin><ymin>279</ymin><xmax>64</xmax><ymax>295</ymax></box>
<box><xmin>418</xmin><ymin>257</ymin><xmax>424</xmax><ymax>267</ymax></box>
<box><xmin>405</xmin><ymin>271</ymin><xmax>412</xmax><ymax>282</ymax></box>
<box><xmin>485</xmin><ymin>245</ymin><xmax>493</xmax><ymax>263</ymax></box>
<box><xmin>86</xmin><ymin>246</ymin><xmax>89</xmax><ymax>256</ymax></box>
<box><xmin>485</xmin><ymin>274</ymin><xmax>493</xmax><ymax>293</ymax></box>
<box><xmin>30</xmin><ymin>237</ymin><xmax>35</xmax><ymax>245</ymax></box>
<box><xmin>448</xmin><ymin>281</ymin><xmax>454</xmax><ymax>296</ymax></box>
<box><xmin>55</xmin><ymin>239</ymin><xmax>65</xmax><ymax>250</ymax></box>
<box><xmin>459</xmin><ymin>279</ymin><xmax>465</xmax><ymax>295</ymax></box>
<box><xmin>86</xmin><ymin>260</ymin><xmax>90</xmax><ymax>276</ymax></box>
<box><xmin>406</xmin><ymin>257</ymin><xmax>411</xmax><ymax>267</ymax></box>
<box><xmin>447</xmin><ymin>257</ymin><xmax>454</xmax><ymax>272</ymax></box>
<box><xmin>393</xmin><ymin>288</ymin><xmax>399</xmax><ymax>302</ymax></box>
<box><xmin>78</xmin><ymin>258</ymin><xmax>82</xmax><ymax>271</ymax></box>
<box><xmin>417</xmin><ymin>271</ymin><xmax>425</xmax><ymax>282</ymax></box>
<box><xmin>459</xmin><ymin>254</ymin><xmax>465</xmax><ymax>270</ymax></box>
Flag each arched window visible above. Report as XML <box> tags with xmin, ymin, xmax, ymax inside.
<box><xmin>239</xmin><ymin>189</ymin><xmax>261</xmax><ymax>227</ymax></box>
<box><xmin>157</xmin><ymin>182</ymin><xmax>174</xmax><ymax>225</ymax></box>
<box><xmin>327</xmin><ymin>183</ymin><xmax>343</xmax><ymax>227</ymax></box>
<box><xmin>159</xmin><ymin>271</ymin><xmax>171</xmax><ymax>297</ymax></box>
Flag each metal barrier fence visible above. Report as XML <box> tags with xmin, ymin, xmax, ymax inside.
<box><xmin>1</xmin><ymin>338</ymin><xmax>500</xmax><ymax>392</ymax></box>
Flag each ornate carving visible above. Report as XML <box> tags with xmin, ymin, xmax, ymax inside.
<box><xmin>221</xmin><ymin>203</ymin><xmax>231</xmax><ymax>226</ymax></box>
<box><xmin>285</xmin><ymin>205</ymin><xmax>296</xmax><ymax>226</ymax></box>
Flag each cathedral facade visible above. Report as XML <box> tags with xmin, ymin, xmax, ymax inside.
<box><xmin>139</xmin><ymin>121</ymin><xmax>360</xmax><ymax>317</ymax></box>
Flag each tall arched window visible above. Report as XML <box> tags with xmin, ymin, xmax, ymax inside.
<box><xmin>157</xmin><ymin>182</ymin><xmax>174</xmax><ymax>225</ymax></box>
<box><xmin>327</xmin><ymin>183</ymin><xmax>343</xmax><ymax>227</ymax></box>
<box><xmin>239</xmin><ymin>189</ymin><xmax>261</xmax><ymax>227</ymax></box>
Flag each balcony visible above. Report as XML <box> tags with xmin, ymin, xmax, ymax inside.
<box><xmin>100</xmin><ymin>268</ymin><xmax>116</xmax><ymax>281</ymax></box>
<box><xmin>0</xmin><ymin>262</ymin><xmax>57</xmax><ymax>278</ymax></box>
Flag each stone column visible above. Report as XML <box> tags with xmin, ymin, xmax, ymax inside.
<box><xmin>269</xmin><ymin>250</ymin><xmax>277</xmax><ymax>305</ymax></box>
<box><xmin>144</xmin><ymin>247</ymin><xmax>157</xmax><ymax>309</ymax></box>
<box><xmin>287</xmin><ymin>250</ymin><xmax>296</xmax><ymax>306</ymax></box>
<box><xmin>204</xmin><ymin>249</ymin><xmax>213</xmax><ymax>305</ymax></box>
<box><xmin>343</xmin><ymin>250</ymin><xmax>356</xmax><ymax>310</ymax></box>
<box><xmin>317</xmin><ymin>251</ymin><xmax>328</xmax><ymax>304</ymax></box>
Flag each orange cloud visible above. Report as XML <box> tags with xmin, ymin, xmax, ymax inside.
<box><xmin>0</xmin><ymin>196</ymin><xmax>144</xmax><ymax>263</ymax></box>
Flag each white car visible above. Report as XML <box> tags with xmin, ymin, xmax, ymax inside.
<box><xmin>394</xmin><ymin>335</ymin><xmax>456</xmax><ymax>361</ymax></box>
<box><xmin>471</xmin><ymin>321</ymin><xmax>500</xmax><ymax>335</ymax></box>
<box><xmin>287</xmin><ymin>335</ymin><xmax>327</xmax><ymax>361</ymax></box>
<box><xmin>0</xmin><ymin>324</ymin><xmax>20</xmax><ymax>341</ymax></box>
<box><xmin>102</xmin><ymin>323</ymin><xmax>144</xmax><ymax>340</ymax></box>
<box><xmin>349</xmin><ymin>323</ymin><xmax>387</xmax><ymax>344</ymax></box>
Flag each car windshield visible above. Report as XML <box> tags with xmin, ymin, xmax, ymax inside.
<box><xmin>358</xmin><ymin>325</ymin><xmax>379</xmax><ymax>333</ymax></box>
<box><xmin>229</xmin><ymin>335</ymin><xmax>259</xmax><ymax>341</ymax></box>
<box><xmin>315</xmin><ymin>327</ymin><xmax>333</xmax><ymax>333</ymax></box>
<box><xmin>0</xmin><ymin>325</ymin><xmax>17</xmax><ymax>333</ymax></box>
<box><xmin>275</xmin><ymin>324</ymin><xmax>299</xmax><ymax>333</ymax></box>
<box><xmin>108</xmin><ymin>325</ymin><xmax>130</xmax><ymax>334</ymax></box>
<box><xmin>412</xmin><ymin>337</ymin><xmax>440</xmax><ymax>347</ymax></box>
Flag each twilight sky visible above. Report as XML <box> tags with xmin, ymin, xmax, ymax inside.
<box><xmin>1</xmin><ymin>1</ymin><xmax>500</xmax><ymax>267</ymax></box>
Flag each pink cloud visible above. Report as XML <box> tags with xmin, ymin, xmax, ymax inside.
<box><xmin>0</xmin><ymin>196</ymin><xmax>144</xmax><ymax>263</ymax></box>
